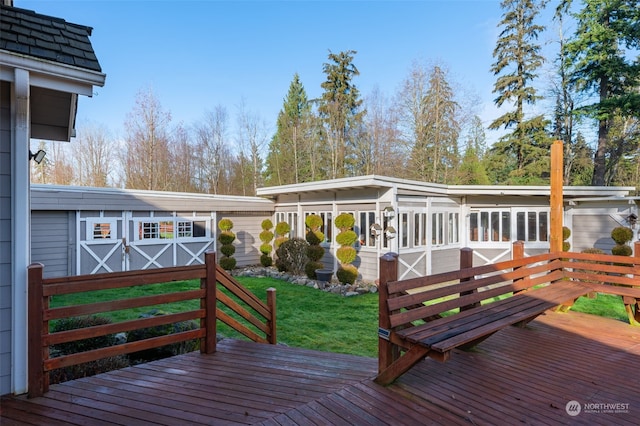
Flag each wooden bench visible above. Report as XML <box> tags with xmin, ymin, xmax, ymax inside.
<box><xmin>375</xmin><ymin>242</ymin><xmax>640</xmax><ymax>385</ymax></box>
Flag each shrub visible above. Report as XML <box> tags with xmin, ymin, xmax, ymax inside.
<box><xmin>336</xmin><ymin>264</ymin><xmax>358</xmax><ymax>285</ymax></box>
<box><xmin>219</xmin><ymin>231</ymin><xmax>236</xmax><ymax>245</ymax></box>
<box><xmin>562</xmin><ymin>242</ymin><xmax>571</xmax><ymax>251</ymax></box>
<box><xmin>305</xmin><ymin>214</ymin><xmax>323</xmax><ymax>229</ymax></box>
<box><xmin>562</xmin><ymin>226</ymin><xmax>571</xmax><ymax>241</ymax></box>
<box><xmin>582</xmin><ymin>247</ymin><xmax>605</xmax><ymax>255</ymax></box>
<box><xmin>218</xmin><ymin>218</ymin><xmax>234</xmax><ymax>231</ymax></box>
<box><xmin>218</xmin><ymin>219</ymin><xmax>236</xmax><ymax>270</ymax></box>
<box><xmin>219</xmin><ymin>256</ymin><xmax>237</xmax><ymax>270</ymax></box>
<box><xmin>611</xmin><ymin>226</ymin><xmax>633</xmax><ymax>245</ymax></box>
<box><xmin>306</xmin><ymin>244</ymin><xmax>325</xmax><ymax>262</ymax></box>
<box><xmin>49</xmin><ymin>315</ymin><xmax>129</xmax><ymax>384</ymax></box>
<box><xmin>259</xmin><ymin>230</ymin><xmax>274</xmax><ymax>244</ymax></box>
<box><xmin>260</xmin><ymin>243</ymin><xmax>273</xmax><ymax>255</ymax></box>
<box><xmin>335</xmin><ymin>213</ymin><xmax>355</xmax><ymax>229</ymax></box>
<box><xmin>275</xmin><ymin>221</ymin><xmax>291</xmax><ymax>236</ymax></box>
<box><xmin>305</xmin><ymin>261</ymin><xmax>324</xmax><ymax>279</ymax></box>
<box><xmin>275</xmin><ymin>238</ymin><xmax>308</xmax><ymax>275</ymax></box>
<box><xmin>336</xmin><ymin>246</ymin><xmax>357</xmax><ymax>264</ymax></box>
<box><xmin>220</xmin><ymin>244</ymin><xmax>236</xmax><ymax>257</ymax></box>
<box><xmin>305</xmin><ymin>230</ymin><xmax>324</xmax><ymax>245</ymax></box>
<box><xmin>261</xmin><ymin>218</ymin><xmax>273</xmax><ymax>231</ymax></box>
<box><xmin>127</xmin><ymin>310</ymin><xmax>199</xmax><ymax>363</ymax></box>
<box><xmin>260</xmin><ymin>254</ymin><xmax>273</xmax><ymax>267</ymax></box>
<box><xmin>335</xmin><ymin>230</ymin><xmax>358</xmax><ymax>246</ymax></box>
<box><xmin>612</xmin><ymin>244</ymin><xmax>633</xmax><ymax>256</ymax></box>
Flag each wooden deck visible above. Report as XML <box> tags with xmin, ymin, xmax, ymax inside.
<box><xmin>2</xmin><ymin>311</ymin><xmax>639</xmax><ymax>425</ymax></box>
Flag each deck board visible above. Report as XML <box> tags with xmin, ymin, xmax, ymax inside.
<box><xmin>2</xmin><ymin>311</ymin><xmax>639</xmax><ymax>425</ymax></box>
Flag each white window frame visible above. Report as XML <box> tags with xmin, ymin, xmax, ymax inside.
<box><xmin>85</xmin><ymin>219</ymin><xmax>118</xmax><ymax>241</ymax></box>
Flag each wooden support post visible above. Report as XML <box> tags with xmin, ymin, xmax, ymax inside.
<box><xmin>266</xmin><ymin>288</ymin><xmax>277</xmax><ymax>344</ymax></box>
<box><xmin>459</xmin><ymin>247</ymin><xmax>479</xmax><ymax>311</ymax></box>
<box><xmin>550</xmin><ymin>140</ymin><xmax>564</xmax><ymax>253</ymax></box>
<box><xmin>203</xmin><ymin>251</ymin><xmax>217</xmax><ymax>354</ymax></box>
<box><xmin>378</xmin><ymin>252</ymin><xmax>399</xmax><ymax>375</ymax></box>
<box><xmin>27</xmin><ymin>263</ymin><xmax>45</xmax><ymax>398</ymax></box>
<box><xmin>626</xmin><ymin>241</ymin><xmax>640</xmax><ymax>325</ymax></box>
<box><xmin>513</xmin><ymin>241</ymin><xmax>525</xmax><ymax>295</ymax></box>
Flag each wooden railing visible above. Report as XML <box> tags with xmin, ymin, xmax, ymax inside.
<box><xmin>27</xmin><ymin>251</ymin><xmax>276</xmax><ymax>398</ymax></box>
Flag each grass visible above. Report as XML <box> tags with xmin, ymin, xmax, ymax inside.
<box><xmin>50</xmin><ymin>276</ymin><xmax>630</xmax><ymax>359</ymax></box>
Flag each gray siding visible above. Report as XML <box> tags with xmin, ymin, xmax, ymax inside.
<box><xmin>1</xmin><ymin>80</ymin><xmax>12</xmax><ymax>395</ymax></box>
<box><xmin>431</xmin><ymin>248</ymin><xmax>460</xmax><ymax>274</ymax></box>
<box><xmin>31</xmin><ymin>211</ymin><xmax>73</xmax><ymax>278</ymax></box>
<box><xmin>572</xmin><ymin>214</ymin><xmax>618</xmax><ymax>254</ymax></box>
<box><xmin>218</xmin><ymin>214</ymin><xmax>272</xmax><ymax>267</ymax></box>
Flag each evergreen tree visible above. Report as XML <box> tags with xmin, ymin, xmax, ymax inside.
<box><xmin>561</xmin><ymin>0</ymin><xmax>640</xmax><ymax>185</ymax></box>
<box><xmin>265</xmin><ymin>74</ymin><xmax>317</xmax><ymax>185</ymax></box>
<box><xmin>489</xmin><ymin>0</ymin><xmax>550</xmax><ymax>181</ymax></box>
<box><xmin>458</xmin><ymin>116</ymin><xmax>490</xmax><ymax>184</ymax></box>
<box><xmin>318</xmin><ymin>50</ymin><xmax>366</xmax><ymax>178</ymax></box>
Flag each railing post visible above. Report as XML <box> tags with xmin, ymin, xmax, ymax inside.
<box><xmin>203</xmin><ymin>251</ymin><xmax>217</xmax><ymax>354</ymax></box>
<box><xmin>27</xmin><ymin>263</ymin><xmax>45</xmax><ymax>398</ymax></box>
<box><xmin>378</xmin><ymin>252</ymin><xmax>399</xmax><ymax>375</ymax></box>
<box><xmin>266</xmin><ymin>288</ymin><xmax>277</xmax><ymax>344</ymax></box>
<box><xmin>630</xmin><ymin>242</ymin><xmax>640</xmax><ymax>323</ymax></box>
<box><xmin>512</xmin><ymin>241</ymin><xmax>525</xmax><ymax>294</ymax></box>
<box><xmin>459</xmin><ymin>247</ymin><xmax>480</xmax><ymax>311</ymax></box>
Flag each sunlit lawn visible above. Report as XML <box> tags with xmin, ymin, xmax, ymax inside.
<box><xmin>50</xmin><ymin>276</ymin><xmax>629</xmax><ymax>359</ymax></box>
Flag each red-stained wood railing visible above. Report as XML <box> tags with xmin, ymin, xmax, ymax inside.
<box><xmin>28</xmin><ymin>251</ymin><xmax>276</xmax><ymax>398</ymax></box>
<box><xmin>377</xmin><ymin>241</ymin><xmax>640</xmax><ymax>385</ymax></box>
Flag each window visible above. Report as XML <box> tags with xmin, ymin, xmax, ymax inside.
<box><xmin>517</xmin><ymin>211</ymin><xmax>548</xmax><ymax>242</ymax></box>
<box><xmin>276</xmin><ymin>212</ymin><xmax>299</xmax><ymax>238</ymax></box>
<box><xmin>176</xmin><ymin>220</ymin><xmax>207</xmax><ymax>238</ymax></box>
<box><xmin>470</xmin><ymin>210</ymin><xmax>510</xmax><ymax>242</ymax></box>
<box><xmin>358</xmin><ymin>211</ymin><xmax>377</xmax><ymax>247</ymax></box>
<box><xmin>432</xmin><ymin>212</ymin><xmax>444</xmax><ymax>245</ymax></box>
<box><xmin>414</xmin><ymin>213</ymin><xmax>427</xmax><ymax>246</ymax></box>
<box><xmin>448</xmin><ymin>213</ymin><xmax>459</xmax><ymax>244</ymax></box>
<box><xmin>92</xmin><ymin>223</ymin><xmax>112</xmax><ymax>239</ymax></box>
<box><xmin>140</xmin><ymin>221</ymin><xmax>159</xmax><ymax>239</ymax></box>
<box><xmin>399</xmin><ymin>212</ymin><xmax>409</xmax><ymax>248</ymax></box>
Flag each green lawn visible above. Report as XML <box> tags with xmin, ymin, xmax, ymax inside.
<box><xmin>50</xmin><ymin>276</ymin><xmax>630</xmax><ymax>359</ymax></box>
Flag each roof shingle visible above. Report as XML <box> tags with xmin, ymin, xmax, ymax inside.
<box><xmin>0</xmin><ymin>4</ymin><xmax>101</xmax><ymax>72</ymax></box>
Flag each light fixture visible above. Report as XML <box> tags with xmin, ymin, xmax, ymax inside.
<box><xmin>383</xmin><ymin>206</ymin><xmax>396</xmax><ymax>218</ymax></box>
<box><xmin>29</xmin><ymin>149</ymin><xmax>46</xmax><ymax>164</ymax></box>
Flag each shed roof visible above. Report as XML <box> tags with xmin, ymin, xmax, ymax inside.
<box><xmin>0</xmin><ymin>4</ymin><xmax>101</xmax><ymax>72</ymax></box>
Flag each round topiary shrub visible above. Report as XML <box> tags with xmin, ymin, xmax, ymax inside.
<box><xmin>612</xmin><ymin>244</ymin><xmax>633</xmax><ymax>256</ymax></box>
<box><xmin>611</xmin><ymin>226</ymin><xmax>633</xmax><ymax>245</ymax></box>
<box><xmin>305</xmin><ymin>214</ymin><xmax>326</xmax><ymax>279</ymax></box>
<box><xmin>562</xmin><ymin>226</ymin><xmax>571</xmax><ymax>251</ymax></box>
<box><xmin>334</xmin><ymin>213</ymin><xmax>359</xmax><ymax>283</ymax></box>
<box><xmin>336</xmin><ymin>245</ymin><xmax>357</xmax><ymax>264</ymax></box>
<box><xmin>274</xmin><ymin>221</ymin><xmax>291</xmax><ymax>249</ymax></box>
<box><xmin>219</xmin><ymin>256</ymin><xmax>237</xmax><ymax>270</ymax></box>
<box><xmin>218</xmin><ymin>218</ymin><xmax>236</xmax><ymax>270</ymax></box>
<box><xmin>336</xmin><ymin>264</ymin><xmax>358</xmax><ymax>285</ymax></box>
<box><xmin>259</xmin><ymin>219</ymin><xmax>275</xmax><ymax>267</ymax></box>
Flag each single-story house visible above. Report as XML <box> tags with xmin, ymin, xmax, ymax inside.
<box><xmin>31</xmin><ymin>176</ymin><xmax>637</xmax><ymax>285</ymax></box>
<box><xmin>1</xmin><ymin>3</ymin><xmax>105</xmax><ymax>395</ymax></box>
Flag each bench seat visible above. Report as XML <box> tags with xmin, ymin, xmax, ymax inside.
<box><xmin>397</xmin><ymin>280</ymin><xmax>591</xmax><ymax>354</ymax></box>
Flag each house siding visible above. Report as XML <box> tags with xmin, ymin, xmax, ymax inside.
<box><xmin>572</xmin><ymin>214</ymin><xmax>618</xmax><ymax>254</ymax></box>
<box><xmin>0</xmin><ymin>80</ymin><xmax>12</xmax><ymax>395</ymax></box>
<box><xmin>218</xmin><ymin>213</ymin><xmax>272</xmax><ymax>267</ymax></box>
<box><xmin>31</xmin><ymin>211</ymin><xmax>74</xmax><ymax>278</ymax></box>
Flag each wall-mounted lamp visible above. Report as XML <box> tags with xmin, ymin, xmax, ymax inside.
<box><xmin>29</xmin><ymin>149</ymin><xmax>46</xmax><ymax>164</ymax></box>
<box><xmin>383</xmin><ymin>206</ymin><xmax>396</xmax><ymax>219</ymax></box>
<box><xmin>370</xmin><ymin>223</ymin><xmax>382</xmax><ymax>237</ymax></box>
<box><xmin>385</xmin><ymin>226</ymin><xmax>397</xmax><ymax>240</ymax></box>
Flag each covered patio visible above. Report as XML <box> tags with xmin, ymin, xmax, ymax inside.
<box><xmin>1</xmin><ymin>310</ymin><xmax>638</xmax><ymax>425</ymax></box>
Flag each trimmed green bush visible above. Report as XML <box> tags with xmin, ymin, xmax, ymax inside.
<box><xmin>275</xmin><ymin>238</ymin><xmax>308</xmax><ymax>275</ymax></box>
<box><xmin>260</xmin><ymin>243</ymin><xmax>273</xmax><ymax>255</ymax></box>
<box><xmin>275</xmin><ymin>221</ymin><xmax>291</xmax><ymax>236</ymax></box>
<box><xmin>305</xmin><ymin>261</ymin><xmax>324</xmax><ymax>278</ymax></box>
<box><xmin>612</xmin><ymin>244</ymin><xmax>633</xmax><ymax>256</ymax></box>
<box><xmin>336</xmin><ymin>245</ymin><xmax>357</xmax><ymax>265</ymax></box>
<box><xmin>611</xmin><ymin>226</ymin><xmax>633</xmax><ymax>245</ymax></box>
<box><xmin>220</xmin><ymin>244</ymin><xmax>236</xmax><ymax>257</ymax></box>
<box><xmin>219</xmin><ymin>231</ymin><xmax>236</xmax><ymax>245</ymax></box>
<box><xmin>218</xmin><ymin>219</ymin><xmax>236</xmax><ymax>270</ymax></box>
<box><xmin>336</xmin><ymin>264</ymin><xmax>358</xmax><ymax>285</ymax></box>
<box><xmin>127</xmin><ymin>309</ymin><xmax>199</xmax><ymax>363</ymax></box>
<box><xmin>49</xmin><ymin>315</ymin><xmax>129</xmax><ymax>384</ymax></box>
<box><xmin>259</xmin><ymin>219</ymin><xmax>275</xmax><ymax>267</ymax></box>
<box><xmin>260</xmin><ymin>254</ymin><xmax>273</xmax><ymax>267</ymax></box>
<box><xmin>562</xmin><ymin>226</ymin><xmax>571</xmax><ymax>241</ymax></box>
<box><xmin>307</xmin><ymin>244</ymin><xmax>325</xmax><ymax>262</ymax></box>
<box><xmin>219</xmin><ymin>256</ymin><xmax>237</xmax><ymax>270</ymax></box>
<box><xmin>218</xmin><ymin>218</ymin><xmax>234</xmax><ymax>231</ymax></box>
<box><xmin>259</xmin><ymin>230</ymin><xmax>274</xmax><ymax>244</ymax></box>
<box><xmin>335</xmin><ymin>230</ymin><xmax>358</xmax><ymax>246</ymax></box>
<box><xmin>305</xmin><ymin>214</ymin><xmax>326</xmax><ymax>279</ymax></box>
<box><xmin>334</xmin><ymin>212</ymin><xmax>355</xmax><ymax>229</ymax></box>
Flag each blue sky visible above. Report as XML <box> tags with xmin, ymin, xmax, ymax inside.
<box><xmin>20</xmin><ymin>0</ymin><xmax>559</xmax><ymax>146</ymax></box>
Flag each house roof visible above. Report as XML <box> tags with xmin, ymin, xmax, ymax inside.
<box><xmin>256</xmin><ymin>174</ymin><xmax>635</xmax><ymax>199</ymax></box>
<box><xmin>0</xmin><ymin>4</ymin><xmax>101</xmax><ymax>72</ymax></box>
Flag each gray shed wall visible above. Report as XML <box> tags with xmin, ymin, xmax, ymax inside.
<box><xmin>0</xmin><ymin>80</ymin><xmax>11</xmax><ymax>395</ymax></box>
<box><xmin>572</xmin><ymin>214</ymin><xmax>618</xmax><ymax>253</ymax></box>
<box><xmin>31</xmin><ymin>211</ymin><xmax>74</xmax><ymax>278</ymax></box>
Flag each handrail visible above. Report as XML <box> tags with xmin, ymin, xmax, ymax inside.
<box><xmin>27</xmin><ymin>251</ymin><xmax>275</xmax><ymax>398</ymax></box>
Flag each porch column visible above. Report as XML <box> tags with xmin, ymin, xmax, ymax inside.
<box><xmin>12</xmin><ymin>68</ymin><xmax>30</xmax><ymax>394</ymax></box>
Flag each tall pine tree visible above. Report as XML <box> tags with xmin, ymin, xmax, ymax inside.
<box><xmin>489</xmin><ymin>0</ymin><xmax>551</xmax><ymax>183</ymax></box>
<box><xmin>318</xmin><ymin>50</ymin><xmax>365</xmax><ymax>178</ymax></box>
<box><xmin>561</xmin><ymin>0</ymin><xmax>640</xmax><ymax>185</ymax></box>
